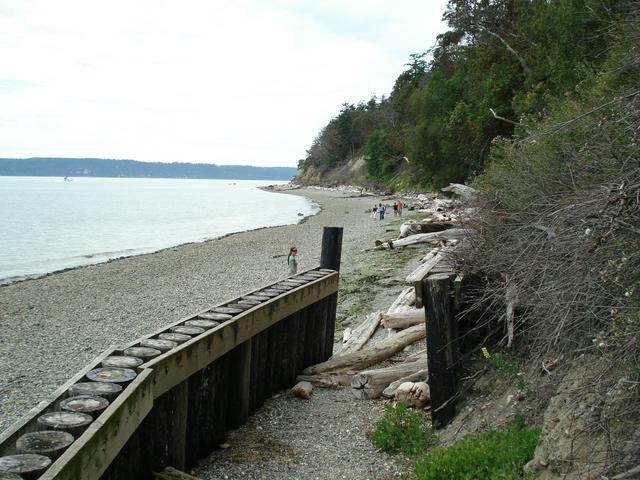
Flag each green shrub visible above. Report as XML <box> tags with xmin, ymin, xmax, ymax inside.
<box><xmin>368</xmin><ymin>404</ymin><xmax>436</xmax><ymax>456</ymax></box>
<box><xmin>411</xmin><ymin>415</ymin><xmax>540</xmax><ymax>479</ymax></box>
<box><xmin>487</xmin><ymin>352</ymin><xmax>527</xmax><ymax>390</ymax></box>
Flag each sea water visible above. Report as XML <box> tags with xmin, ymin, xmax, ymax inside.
<box><xmin>0</xmin><ymin>176</ymin><xmax>317</xmax><ymax>283</ymax></box>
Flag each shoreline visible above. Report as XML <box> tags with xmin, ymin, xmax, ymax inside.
<box><xmin>0</xmin><ymin>186</ymin><xmax>321</xmax><ymax>287</ymax></box>
<box><xmin>0</xmin><ymin>188</ymin><xmax>390</xmax><ymax>432</ymax></box>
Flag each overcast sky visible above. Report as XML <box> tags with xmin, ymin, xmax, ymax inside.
<box><xmin>0</xmin><ymin>1</ymin><xmax>449</xmax><ymax>167</ymax></box>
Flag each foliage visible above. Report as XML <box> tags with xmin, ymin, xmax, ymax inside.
<box><xmin>411</xmin><ymin>415</ymin><xmax>540</xmax><ymax>479</ymax></box>
<box><xmin>368</xmin><ymin>404</ymin><xmax>436</xmax><ymax>456</ymax></box>
<box><xmin>453</xmin><ymin>4</ymin><xmax>639</xmax><ymax>471</ymax></box>
<box><xmin>296</xmin><ymin>0</ymin><xmax>632</xmax><ymax>189</ymax></box>
<box><xmin>486</xmin><ymin>351</ymin><xmax>526</xmax><ymax>390</ymax></box>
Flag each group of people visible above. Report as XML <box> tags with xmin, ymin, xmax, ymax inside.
<box><xmin>371</xmin><ymin>199</ymin><xmax>403</xmax><ymax>220</ymax></box>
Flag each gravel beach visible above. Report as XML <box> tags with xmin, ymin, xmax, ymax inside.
<box><xmin>0</xmin><ymin>188</ymin><xmax>389</xmax><ymax>432</ymax></box>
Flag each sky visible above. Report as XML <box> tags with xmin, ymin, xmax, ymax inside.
<box><xmin>0</xmin><ymin>1</ymin><xmax>449</xmax><ymax>167</ymax></box>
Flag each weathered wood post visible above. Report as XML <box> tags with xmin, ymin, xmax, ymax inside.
<box><xmin>423</xmin><ymin>272</ymin><xmax>458</xmax><ymax>428</ymax></box>
<box><xmin>320</xmin><ymin>227</ymin><xmax>343</xmax><ymax>271</ymax></box>
<box><xmin>319</xmin><ymin>226</ymin><xmax>342</xmax><ymax>361</ymax></box>
<box><xmin>227</xmin><ymin>341</ymin><xmax>252</xmax><ymax>429</ymax></box>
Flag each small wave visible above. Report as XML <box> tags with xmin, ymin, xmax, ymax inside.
<box><xmin>81</xmin><ymin>248</ymin><xmax>138</xmax><ymax>259</ymax></box>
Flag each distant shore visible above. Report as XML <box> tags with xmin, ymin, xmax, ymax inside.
<box><xmin>0</xmin><ymin>187</ymin><xmax>391</xmax><ymax>432</ymax></box>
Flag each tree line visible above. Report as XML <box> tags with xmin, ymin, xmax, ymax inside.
<box><xmin>298</xmin><ymin>0</ymin><xmax>633</xmax><ymax>189</ymax></box>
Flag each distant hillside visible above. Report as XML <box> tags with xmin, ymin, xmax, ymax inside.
<box><xmin>0</xmin><ymin>158</ymin><xmax>297</xmax><ymax>181</ymax></box>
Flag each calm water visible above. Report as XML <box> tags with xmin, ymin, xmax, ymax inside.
<box><xmin>0</xmin><ymin>177</ymin><xmax>316</xmax><ymax>283</ymax></box>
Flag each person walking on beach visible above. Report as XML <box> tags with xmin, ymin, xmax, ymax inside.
<box><xmin>393</xmin><ymin>202</ymin><xmax>398</xmax><ymax>217</ymax></box>
<box><xmin>371</xmin><ymin>204</ymin><xmax>378</xmax><ymax>220</ymax></box>
<box><xmin>288</xmin><ymin>246</ymin><xmax>299</xmax><ymax>275</ymax></box>
<box><xmin>397</xmin><ymin>199</ymin><xmax>403</xmax><ymax>217</ymax></box>
<box><xmin>379</xmin><ymin>202</ymin><xmax>386</xmax><ymax>220</ymax></box>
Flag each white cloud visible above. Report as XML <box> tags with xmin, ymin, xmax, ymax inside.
<box><xmin>0</xmin><ymin>0</ymin><xmax>448</xmax><ymax>166</ymax></box>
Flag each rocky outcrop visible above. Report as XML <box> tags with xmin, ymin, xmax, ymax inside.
<box><xmin>294</xmin><ymin>155</ymin><xmax>367</xmax><ymax>186</ymax></box>
<box><xmin>526</xmin><ymin>355</ymin><xmax>640</xmax><ymax>480</ymax></box>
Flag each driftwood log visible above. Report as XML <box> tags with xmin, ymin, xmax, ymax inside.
<box><xmin>387</xmin><ymin>287</ymin><xmax>415</xmax><ymax>315</ymax></box>
<box><xmin>376</xmin><ymin>229</ymin><xmax>470</xmax><ymax>250</ymax></box>
<box><xmin>441</xmin><ymin>183</ymin><xmax>477</xmax><ymax>200</ymax></box>
<box><xmin>381</xmin><ymin>310</ymin><xmax>425</xmax><ymax>330</ymax></box>
<box><xmin>399</xmin><ymin>221</ymin><xmax>456</xmax><ymax>238</ymax></box>
<box><xmin>290</xmin><ymin>381</ymin><xmax>313</xmax><ymax>399</ymax></box>
<box><xmin>302</xmin><ymin>324</ymin><xmax>426</xmax><ymax>375</ymax></box>
<box><xmin>295</xmin><ymin>372</ymin><xmax>355</xmax><ymax>388</ymax></box>
<box><xmin>382</xmin><ymin>369</ymin><xmax>428</xmax><ymax>398</ymax></box>
<box><xmin>351</xmin><ymin>356</ymin><xmax>427</xmax><ymax>400</ymax></box>
<box><xmin>395</xmin><ymin>381</ymin><xmax>430</xmax><ymax>408</ymax></box>
<box><xmin>338</xmin><ymin>312</ymin><xmax>381</xmax><ymax>355</ymax></box>
<box><xmin>152</xmin><ymin>467</ymin><xmax>203</xmax><ymax>480</ymax></box>
<box><xmin>406</xmin><ymin>250</ymin><xmax>447</xmax><ymax>283</ymax></box>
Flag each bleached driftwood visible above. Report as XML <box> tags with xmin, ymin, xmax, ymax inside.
<box><xmin>381</xmin><ymin>310</ymin><xmax>425</xmax><ymax>329</ymax></box>
<box><xmin>395</xmin><ymin>382</ymin><xmax>430</xmax><ymax>408</ymax></box>
<box><xmin>290</xmin><ymin>381</ymin><xmax>313</xmax><ymax>399</ymax></box>
<box><xmin>342</xmin><ymin>327</ymin><xmax>352</xmax><ymax>344</ymax></box>
<box><xmin>302</xmin><ymin>324</ymin><xmax>426</xmax><ymax>375</ymax></box>
<box><xmin>404</xmin><ymin>348</ymin><xmax>427</xmax><ymax>362</ymax></box>
<box><xmin>296</xmin><ymin>372</ymin><xmax>354</xmax><ymax>388</ymax></box>
<box><xmin>153</xmin><ymin>467</ymin><xmax>203</xmax><ymax>480</ymax></box>
<box><xmin>351</xmin><ymin>357</ymin><xmax>427</xmax><ymax>399</ymax></box>
<box><xmin>406</xmin><ymin>250</ymin><xmax>447</xmax><ymax>283</ymax></box>
<box><xmin>387</xmin><ymin>287</ymin><xmax>415</xmax><ymax>315</ymax></box>
<box><xmin>382</xmin><ymin>369</ymin><xmax>428</xmax><ymax>398</ymax></box>
<box><xmin>376</xmin><ymin>229</ymin><xmax>470</xmax><ymax>250</ymax></box>
<box><xmin>339</xmin><ymin>311</ymin><xmax>382</xmax><ymax>355</ymax></box>
<box><xmin>399</xmin><ymin>220</ymin><xmax>456</xmax><ymax>238</ymax></box>
<box><xmin>441</xmin><ymin>183</ymin><xmax>477</xmax><ymax>200</ymax></box>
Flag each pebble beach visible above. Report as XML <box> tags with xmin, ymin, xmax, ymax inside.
<box><xmin>0</xmin><ymin>188</ymin><xmax>387</xmax><ymax>433</ymax></box>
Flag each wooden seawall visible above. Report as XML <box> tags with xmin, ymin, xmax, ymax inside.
<box><xmin>0</xmin><ymin>268</ymin><xmax>339</xmax><ymax>480</ymax></box>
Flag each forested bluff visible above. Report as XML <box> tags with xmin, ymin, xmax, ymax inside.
<box><xmin>297</xmin><ymin>1</ymin><xmax>639</xmax><ymax>478</ymax></box>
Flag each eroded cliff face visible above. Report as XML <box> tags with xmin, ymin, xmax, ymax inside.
<box><xmin>294</xmin><ymin>155</ymin><xmax>367</xmax><ymax>186</ymax></box>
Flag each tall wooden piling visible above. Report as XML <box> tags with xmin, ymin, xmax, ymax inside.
<box><xmin>227</xmin><ymin>340</ymin><xmax>252</xmax><ymax>429</ymax></box>
<box><xmin>423</xmin><ymin>273</ymin><xmax>458</xmax><ymax>428</ymax></box>
<box><xmin>320</xmin><ymin>227</ymin><xmax>343</xmax><ymax>271</ymax></box>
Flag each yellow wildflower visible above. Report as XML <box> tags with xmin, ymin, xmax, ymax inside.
<box><xmin>481</xmin><ymin>347</ymin><xmax>490</xmax><ymax>359</ymax></box>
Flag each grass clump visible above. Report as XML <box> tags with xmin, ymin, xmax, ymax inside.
<box><xmin>411</xmin><ymin>415</ymin><xmax>540</xmax><ymax>479</ymax></box>
<box><xmin>486</xmin><ymin>351</ymin><xmax>527</xmax><ymax>391</ymax></box>
<box><xmin>368</xmin><ymin>404</ymin><xmax>436</xmax><ymax>456</ymax></box>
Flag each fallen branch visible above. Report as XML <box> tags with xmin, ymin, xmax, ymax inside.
<box><xmin>302</xmin><ymin>324</ymin><xmax>426</xmax><ymax>374</ymax></box>
<box><xmin>395</xmin><ymin>381</ymin><xmax>430</xmax><ymax>408</ymax></box>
